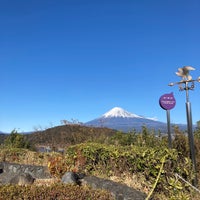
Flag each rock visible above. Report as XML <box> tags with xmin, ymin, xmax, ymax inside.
<box><xmin>0</xmin><ymin>162</ymin><xmax>51</xmax><ymax>179</ymax></box>
<box><xmin>76</xmin><ymin>172</ymin><xmax>86</xmax><ymax>179</ymax></box>
<box><xmin>61</xmin><ymin>172</ymin><xmax>80</xmax><ymax>185</ymax></box>
<box><xmin>10</xmin><ymin>173</ymin><xmax>35</xmax><ymax>185</ymax></box>
<box><xmin>0</xmin><ymin>162</ymin><xmax>52</xmax><ymax>185</ymax></box>
<box><xmin>82</xmin><ymin>176</ymin><xmax>147</xmax><ymax>200</ymax></box>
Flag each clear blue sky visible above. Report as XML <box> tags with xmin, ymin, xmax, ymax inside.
<box><xmin>1</xmin><ymin>0</ymin><xmax>200</xmax><ymax>133</ymax></box>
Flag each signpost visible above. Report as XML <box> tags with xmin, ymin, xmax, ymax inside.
<box><xmin>159</xmin><ymin>92</ymin><xmax>176</xmax><ymax>148</ymax></box>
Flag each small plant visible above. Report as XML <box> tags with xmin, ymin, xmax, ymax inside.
<box><xmin>48</xmin><ymin>153</ymin><xmax>70</xmax><ymax>177</ymax></box>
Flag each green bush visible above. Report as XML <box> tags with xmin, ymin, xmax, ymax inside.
<box><xmin>47</xmin><ymin>142</ymin><xmax>195</xmax><ymax>199</ymax></box>
<box><xmin>110</xmin><ymin>128</ymin><xmax>168</xmax><ymax>148</ymax></box>
<box><xmin>4</xmin><ymin>130</ymin><xmax>33</xmax><ymax>149</ymax></box>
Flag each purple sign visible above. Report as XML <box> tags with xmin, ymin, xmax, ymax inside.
<box><xmin>159</xmin><ymin>92</ymin><xmax>176</xmax><ymax>110</ymax></box>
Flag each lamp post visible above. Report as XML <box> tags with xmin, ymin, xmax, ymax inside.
<box><xmin>169</xmin><ymin>66</ymin><xmax>200</xmax><ymax>186</ymax></box>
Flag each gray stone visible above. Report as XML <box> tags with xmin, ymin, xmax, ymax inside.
<box><xmin>61</xmin><ymin>172</ymin><xmax>80</xmax><ymax>185</ymax></box>
<box><xmin>82</xmin><ymin>176</ymin><xmax>147</xmax><ymax>200</ymax></box>
<box><xmin>0</xmin><ymin>162</ymin><xmax>51</xmax><ymax>179</ymax></box>
<box><xmin>10</xmin><ymin>173</ymin><xmax>35</xmax><ymax>185</ymax></box>
<box><xmin>0</xmin><ymin>162</ymin><xmax>52</xmax><ymax>185</ymax></box>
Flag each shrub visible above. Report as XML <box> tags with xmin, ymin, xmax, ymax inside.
<box><xmin>0</xmin><ymin>147</ymin><xmax>50</xmax><ymax>166</ymax></box>
<box><xmin>0</xmin><ymin>183</ymin><xmax>114</xmax><ymax>200</ymax></box>
<box><xmin>4</xmin><ymin>130</ymin><xmax>33</xmax><ymax>149</ymax></box>
<box><xmin>47</xmin><ymin>142</ymin><xmax>195</xmax><ymax>199</ymax></box>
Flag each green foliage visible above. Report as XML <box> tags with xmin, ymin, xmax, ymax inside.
<box><xmin>195</xmin><ymin>120</ymin><xmax>200</xmax><ymax>131</ymax></box>
<box><xmin>0</xmin><ymin>133</ymin><xmax>7</xmax><ymax>145</ymax></box>
<box><xmin>172</xmin><ymin>131</ymin><xmax>189</xmax><ymax>157</ymax></box>
<box><xmin>47</xmin><ymin>142</ymin><xmax>195</xmax><ymax>199</ymax></box>
<box><xmin>4</xmin><ymin>130</ymin><xmax>32</xmax><ymax>149</ymax></box>
<box><xmin>173</xmin><ymin>125</ymin><xmax>200</xmax><ymax>178</ymax></box>
<box><xmin>0</xmin><ymin>183</ymin><xmax>113</xmax><ymax>200</ymax></box>
<box><xmin>110</xmin><ymin>127</ymin><xmax>168</xmax><ymax>148</ymax></box>
<box><xmin>2</xmin><ymin>125</ymin><xmax>200</xmax><ymax>199</ymax></box>
<box><xmin>110</xmin><ymin>131</ymin><xmax>137</xmax><ymax>146</ymax></box>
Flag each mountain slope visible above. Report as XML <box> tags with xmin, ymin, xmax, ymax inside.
<box><xmin>24</xmin><ymin>124</ymin><xmax>117</xmax><ymax>148</ymax></box>
<box><xmin>85</xmin><ymin>107</ymin><xmax>186</xmax><ymax>132</ymax></box>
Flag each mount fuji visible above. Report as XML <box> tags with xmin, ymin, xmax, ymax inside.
<box><xmin>85</xmin><ymin>107</ymin><xmax>186</xmax><ymax>133</ymax></box>
<box><xmin>102</xmin><ymin>107</ymin><xmax>143</xmax><ymax>119</ymax></box>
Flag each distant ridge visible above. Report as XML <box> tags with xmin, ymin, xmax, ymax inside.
<box><xmin>85</xmin><ymin>107</ymin><xmax>187</xmax><ymax>133</ymax></box>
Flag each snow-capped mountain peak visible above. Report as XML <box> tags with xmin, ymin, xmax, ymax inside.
<box><xmin>102</xmin><ymin>107</ymin><xmax>142</xmax><ymax>118</ymax></box>
<box><xmin>85</xmin><ymin>107</ymin><xmax>187</xmax><ymax>132</ymax></box>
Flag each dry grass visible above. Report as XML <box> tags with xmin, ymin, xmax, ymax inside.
<box><xmin>109</xmin><ymin>172</ymin><xmax>151</xmax><ymax>195</ymax></box>
<box><xmin>34</xmin><ymin>178</ymin><xmax>60</xmax><ymax>186</ymax></box>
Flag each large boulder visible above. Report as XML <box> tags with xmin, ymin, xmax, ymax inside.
<box><xmin>82</xmin><ymin>176</ymin><xmax>147</xmax><ymax>200</ymax></box>
<box><xmin>0</xmin><ymin>162</ymin><xmax>52</xmax><ymax>185</ymax></box>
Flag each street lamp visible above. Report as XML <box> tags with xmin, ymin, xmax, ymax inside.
<box><xmin>169</xmin><ymin>66</ymin><xmax>200</xmax><ymax>187</ymax></box>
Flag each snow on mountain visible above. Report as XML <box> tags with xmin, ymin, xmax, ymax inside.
<box><xmin>146</xmin><ymin>117</ymin><xmax>158</xmax><ymax>121</ymax></box>
<box><xmin>102</xmin><ymin>107</ymin><xmax>142</xmax><ymax>118</ymax></box>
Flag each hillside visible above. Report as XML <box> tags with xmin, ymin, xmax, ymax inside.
<box><xmin>24</xmin><ymin>124</ymin><xmax>117</xmax><ymax>148</ymax></box>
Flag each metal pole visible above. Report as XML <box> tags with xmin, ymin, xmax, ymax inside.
<box><xmin>185</xmin><ymin>82</ymin><xmax>189</xmax><ymax>102</ymax></box>
<box><xmin>166</xmin><ymin>110</ymin><xmax>172</xmax><ymax>148</ymax></box>
<box><xmin>168</xmin><ymin>66</ymin><xmax>199</xmax><ymax>186</ymax></box>
<box><xmin>185</xmin><ymin>101</ymin><xmax>198</xmax><ymax>186</ymax></box>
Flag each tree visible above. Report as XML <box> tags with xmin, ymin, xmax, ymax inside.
<box><xmin>194</xmin><ymin>120</ymin><xmax>200</xmax><ymax>140</ymax></box>
<box><xmin>4</xmin><ymin>129</ymin><xmax>31</xmax><ymax>149</ymax></box>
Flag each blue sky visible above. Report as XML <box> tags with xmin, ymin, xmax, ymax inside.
<box><xmin>1</xmin><ymin>0</ymin><xmax>200</xmax><ymax>133</ymax></box>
